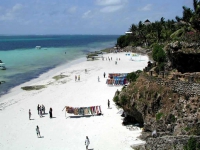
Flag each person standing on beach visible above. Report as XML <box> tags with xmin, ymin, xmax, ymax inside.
<box><xmin>98</xmin><ymin>76</ymin><xmax>100</xmax><ymax>82</ymax></box>
<box><xmin>49</xmin><ymin>107</ymin><xmax>53</xmax><ymax>118</ymax></box>
<box><xmin>75</xmin><ymin>75</ymin><xmax>77</xmax><ymax>81</ymax></box>
<box><xmin>41</xmin><ymin>104</ymin><xmax>44</xmax><ymax>114</ymax></box>
<box><xmin>78</xmin><ymin>75</ymin><xmax>80</xmax><ymax>81</ymax></box>
<box><xmin>29</xmin><ymin>109</ymin><xmax>31</xmax><ymax>120</ymax></box>
<box><xmin>39</xmin><ymin>106</ymin><xmax>43</xmax><ymax>118</ymax></box>
<box><xmin>108</xmin><ymin>99</ymin><xmax>110</xmax><ymax>108</ymax></box>
<box><xmin>42</xmin><ymin>105</ymin><xmax>45</xmax><ymax>114</ymax></box>
<box><xmin>37</xmin><ymin>104</ymin><xmax>40</xmax><ymax>114</ymax></box>
<box><xmin>104</xmin><ymin>72</ymin><xmax>106</xmax><ymax>78</ymax></box>
<box><xmin>85</xmin><ymin>136</ymin><xmax>90</xmax><ymax>150</ymax></box>
<box><xmin>36</xmin><ymin>126</ymin><xmax>41</xmax><ymax>138</ymax></box>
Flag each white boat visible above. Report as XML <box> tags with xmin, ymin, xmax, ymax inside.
<box><xmin>35</xmin><ymin>46</ymin><xmax>41</xmax><ymax>49</ymax></box>
<box><xmin>0</xmin><ymin>60</ymin><xmax>6</xmax><ymax>70</ymax></box>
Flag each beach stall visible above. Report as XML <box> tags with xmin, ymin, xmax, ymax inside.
<box><xmin>106</xmin><ymin>73</ymin><xmax>128</xmax><ymax>86</ymax></box>
<box><xmin>130</xmin><ymin>54</ymin><xmax>147</xmax><ymax>61</ymax></box>
<box><xmin>62</xmin><ymin>106</ymin><xmax>102</xmax><ymax>118</ymax></box>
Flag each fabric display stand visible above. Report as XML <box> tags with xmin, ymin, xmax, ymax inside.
<box><xmin>63</xmin><ymin>106</ymin><xmax>102</xmax><ymax>117</ymax></box>
<box><xmin>106</xmin><ymin>73</ymin><xmax>128</xmax><ymax>86</ymax></box>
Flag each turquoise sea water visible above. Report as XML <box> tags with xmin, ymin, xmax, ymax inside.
<box><xmin>0</xmin><ymin>35</ymin><xmax>119</xmax><ymax>96</ymax></box>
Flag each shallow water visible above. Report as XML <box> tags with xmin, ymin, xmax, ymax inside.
<box><xmin>0</xmin><ymin>35</ymin><xmax>119</xmax><ymax>96</ymax></box>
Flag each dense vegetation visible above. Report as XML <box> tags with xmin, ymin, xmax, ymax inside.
<box><xmin>184</xmin><ymin>137</ymin><xmax>200</xmax><ymax>150</ymax></box>
<box><xmin>117</xmin><ymin>0</ymin><xmax>200</xmax><ymax>48</ymax></box>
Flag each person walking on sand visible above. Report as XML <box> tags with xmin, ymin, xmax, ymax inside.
<box><xmin>98</xmin><ymin>76</ymin><xmax>100</xmax><ymax>82</ymax></box>
<box><xmin>29</xmin><ymin>109</ymin><xmax>31</xmax><ymax>120</ymax></box>
<box><xmin>108</xmin><ymin>99</ymin><xmax>110</xmax><ymax>108</ymax></box>
<box><xmin>36</xmin><ymin>126</ymin><xmax>41</xmax><ymax>138</ymax></box>
<box><xmin>103</xmin><ymin>72</ymin><xmax>106</xmax><ymax>78</ymax></box>
<box><xmin>85</xmin><ymin>136</ymin><xmax>90</xmax><ymax>150</ymax></box>
<box><xmin>37</xmin><ymin>104</ymin><xmax>40</xmax><ymax>115</ymax></box>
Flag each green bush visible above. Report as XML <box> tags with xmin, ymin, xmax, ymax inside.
<box><xmin>120</xmin><ymin>95</ymin><xmax>128</xmax><ymax>106</ymax></box>
<box><xmin>184</xmin><ymin>127</ymin><xmax>190</xmax><ymax>132</ymax></box>
<box><xmin>156</xmin><ymin>112</ymin><xmax>163</xmax><ymax>121</ymax></box>
<box><xmin>168</xmin><ymin>114</ymin><xmax>176</xmax><ymax>123</ymax></box>
<box><xmin>152</xmin><ymin>44</ymin><xmax>166</xmax><ymax>63</ymax></box>
<box><xmin>184</xmin><ymin>137</ymin><xmax>200</xmax><ymax>150</ymax></box>
<box><xmin>127</xmin><ymin>72</ymin><xmax>139</xmax><ymax>83</ymax></box>
<box><xmin>113</xmin><ymin>95</ymin><xmax>119</xmax><ymax>103</ymax></box>
<box><xmin>158</xmin><ymin>62</ymin><xmax>165</xmax><ymax>71</ymax></box>
<box><xmin>135</xmin><ymin>70</ymin><xmax>142</xmax><ymax>74</ymax></box>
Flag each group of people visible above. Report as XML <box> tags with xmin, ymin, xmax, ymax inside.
<box><xmin>75</xmin><ymin>75</ymin><xmax>80</xmax><ymax>81</ymax></box>
<box><xmin>102</xmin><ymin>56</ymin><xmax>120</xmax><ymax>62</ymax></box>
<box><xmin>37</xmin><ymin>104</ymin><xmax>46</xmax><ymax>118</ymax></box>
<box><xmin>32</xmin><ymin>106</ymin><xmax>53</xmax><ymax>139</ymax></box>
<box><xmin>102</xmin><ymin>56</ymin><xmax>112</xmax><ymax>61</ymax></box>
<box><xmin>28</xmin><ymin>105</ymin><xmax>52</xmax><ymax>120</ymax></box>
<box><xmin>32</xmin><ymin>101</ymin><xmax>113</xmax><ymax>150</ymax></box>
<box><xmin>34</xmin><ymin>106</ymin><xmax>53</xmax><ymax>138</ymax></box>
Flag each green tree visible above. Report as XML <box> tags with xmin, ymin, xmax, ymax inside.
<box><xmin>152</xmin><ymin>44</ymin><xmax>166</xmax><ymax>63</ymax></box>
<box><xmin>117</xmin><ymin>35</ymin><xmax>131</xmax><ymax>48</ymax></box>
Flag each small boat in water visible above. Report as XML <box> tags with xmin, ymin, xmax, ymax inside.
<box><xmin>35</xmin><ymin>46</ymin><xmax>41</xmax><ymax>49</ymax></box>
<box><xmin>0</xmin><ymin>60</ymin><xmax>6</xmax><ymax>70</ymax></box>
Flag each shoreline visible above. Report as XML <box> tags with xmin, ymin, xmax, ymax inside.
<box><xmin>0</xmin><ymin>52</ymin><xmax>148</xmax><ymax>149</ymax></box>
<box><xmin>0</xmin><ymin>56</ymin><xmax>87</xmax><ymax>102</ymax></box>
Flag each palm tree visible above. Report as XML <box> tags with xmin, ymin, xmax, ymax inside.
<box><xmin>152</xmin><ymin>21</ymin><xmax>163</xmax><ymax>43</ymax></box>
<box><xmin>190</xmin><ymin>0</ymin><xmax>200</xmax><ymax>30</ymax></box>
<box><xmin>182</xmin><ymin>6</ymin><xmax>193</xmax><ymax>22</ymax></box>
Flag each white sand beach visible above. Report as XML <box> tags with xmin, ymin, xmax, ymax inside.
<box><xmin>0</xmin><ymin>52</ymin><xmax>148</xmax><ymax>150</ymax></box>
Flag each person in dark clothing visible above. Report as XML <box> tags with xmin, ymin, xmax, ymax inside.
<box><xmin>36</xmin><ymin>125</ymin><xmax>41</xmax><ymax>138</ymax></box>
<box><xmin>29</xmin><ymin>109</ymin><xmax>31</xmax><ymax>120</ymax></box>
<box><xmin>49</xmin><ymin>107</ymin><xmax>53</xmax><ymax>118</ymax></box>
<box><xmin>37</xmin><ymin>104</ymin><xmax>40</xmax><ymax>114</ymax></box>
<box><xmin>108</xmin><ymin>99</ymin><xmax>110</xmax><ymax>108</ymax></box>
<box><xmin>104</xmin><ymin>72</ymin><xmax>106</xmax><ymax>78</ymax></box>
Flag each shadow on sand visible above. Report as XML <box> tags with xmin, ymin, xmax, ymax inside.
<box><xmin>67</xmin><ymin>114</ymin><xmax>103</xmax><ymax>119</ymax></box>
<box><xmin>39</xmin><ymin>136</ymin><xmax>44</xmax><ymax>138</ymax></box>
<box><xmin>50</xmin><ymin>117</ymin><xmax>56</xmax><ymax>119</ymax></box>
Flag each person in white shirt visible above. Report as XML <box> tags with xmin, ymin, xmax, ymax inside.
<box><xmin>85</xmin><ymin>136</ymin><xmax>90</xmax><ymax>150</ymax></box>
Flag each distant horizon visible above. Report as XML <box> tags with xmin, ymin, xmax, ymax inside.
<box><xmin>0</xmin><ymin>34</ymin><xmax>121</xmax><ymax>36</ymax></box>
